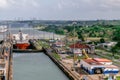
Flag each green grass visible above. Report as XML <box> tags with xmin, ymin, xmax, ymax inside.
<box><xmin>66</xmin><ymin>55</ymin><xmax>86</xmax><ymax>60</ymax></box>
<box><xmin>66</xmin><ymin>55</ymin><xmax>73</xmax><ymax>59</ymax></box>
<box><xmin>96</xmin><ymin>50</ymin><xmax>120</xmax><ymax>59</ymax></box>
<box><xmin>114</xmin><ymin>55</ymin><xmax>120</xmax><ymax>59</ymax></box>
<box><xmin>37</xmin><ymin>40</ymin><xmax>50</xmax><ymax>48</ymax></box>
<box><xmin>106</xmin><ymin>53</ymin><xmax>112</xmax><ymax>57</ymax></box>
<box><xmin>96</xmin><ymin>52</ymin><xmax>111</xmax><ymax>59</ymax></box>
<box><xmin>104</xmin><ymin>76</ymin><xmax>120</xmax><ymax>80</ymax></box>
<box><xmin>52</xmin><ymin>53</ymin><xmax>61</xmax><ymax>60</ymax></box>
<box><xmin>104</xmin><ymin>78</ymin><xmax>108</xmax><ymax>80</ymax></box>
<box><xmin>78</xmin><ymin>56</ymin><xmax>85</xmax><ymax>60</ymax></box>
<box><xmin>117</xmin><ymin>76</ymin><xmax>120</xmax><ymax>80</ymax></box>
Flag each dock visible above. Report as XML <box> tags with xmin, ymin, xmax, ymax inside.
<box><xmin>0</xmin><ymin>41</ymin><xmax>13</xmax><ymax>80</ymax></box>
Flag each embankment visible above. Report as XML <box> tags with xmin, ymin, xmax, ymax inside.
<box><xmin>43</xmin><ymin>48</ymin><xmax>80</xmax><ymax>80</ymax></box>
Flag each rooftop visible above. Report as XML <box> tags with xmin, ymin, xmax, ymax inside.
<box><xmin>83</xmin><ymin>59</ymin><xmax>102</xmax><ymax>65</ymax></box>
<box><xmin>93</xmin><ymin>58</ymin><xmax>112</xmax><ymax>62</ymax></box>
<box><xmin>69</xmin><ymin>42</ymin><xmax>90</xmax><ymax>49</ymax></box>
<box><xmin>83</xmin><ymin>58</ymin><xmax>112</xmax><ymax>65</ymax></box>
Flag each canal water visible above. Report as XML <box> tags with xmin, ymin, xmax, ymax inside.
<box><xmin>0</xmin><ymin>26</ymin><xmax>64</xmax><ymax>40</ymax></box>
<box><xmin>13</xmin><ymin>53</ymin><xmax>70</xmax><ymax>80</ymax></box>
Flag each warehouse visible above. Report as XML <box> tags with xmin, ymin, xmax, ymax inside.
<box><xmin>69</xmin><ymin>42</ymin><xmax>91</xmax><ymax>55</ymax></box>
<box><xmin>80</xmin><ymin>58</ymin><xmax>119</xmax><ymax>74</ymax></box>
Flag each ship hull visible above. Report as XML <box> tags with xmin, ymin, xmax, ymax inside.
<box><xmin>16</xmin><ymin>43</ymin><xmax>30</xmax><ymax>50</ymax></box>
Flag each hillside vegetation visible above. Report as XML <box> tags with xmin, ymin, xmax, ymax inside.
<box><xmin>37</xmin><ymin>24</ymin><xmax>120</xmax><ymax>42</ymax></box>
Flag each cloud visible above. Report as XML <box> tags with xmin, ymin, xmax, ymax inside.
<box><xmin>1</xmin><ymin>0</ymin><xmax>120</xmax><ymax>20</ymax></box>
<box><xmin>0</xmin><ymin>0</ymin><xmax>9</xmax><ymax>8</ymax></box>
<box><xmin>57</xmin><ymin>0</ymin><xmax>120</xmax><ymax>10</ymax></box>
<box><xmin>0</xmin><ymin>0</ymin><xmax>40</xmax><ymax>9</ymax></box>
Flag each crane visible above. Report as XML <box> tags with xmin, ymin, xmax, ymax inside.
<box><xmin>82</xmin><ymin>49</ymin><xmax>91</xmax><ymax>59</ymax></box>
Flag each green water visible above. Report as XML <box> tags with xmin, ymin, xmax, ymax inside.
<box><xmin>13</xmin><ymin>53</ymin><xmax>69</xmax><ymax>80</ymax></box>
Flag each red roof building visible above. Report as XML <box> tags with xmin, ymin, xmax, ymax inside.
<box><xmin>69</xmin><ymin>42</ymin><xmax>91</xmax><ymax>55</ymax></box>
<box><xmin>80</xmin><ymin>58</ymin><xmax>119</xmax><ymax>74</ymax></box>
<box><xmin>69</xmin><ymin>42</ymin><xmax>90</xmax><ymax>49</ymax></box>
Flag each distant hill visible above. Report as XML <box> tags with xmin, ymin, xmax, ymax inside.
<box><xmin>0</xmin><ymin>20</ymin><xmax>120</xmax><ymax>26</ymax></box>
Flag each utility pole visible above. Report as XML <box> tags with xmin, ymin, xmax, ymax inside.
<box><xmin>53</xmin><ymin>31</ymin><xmax>54</xmax><ymax>40</ymax></box>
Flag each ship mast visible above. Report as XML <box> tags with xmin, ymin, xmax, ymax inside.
<box><xmin>19</xmin><ymin>29</ymin><xmax>23</xmax><ymax>42</ymax></box>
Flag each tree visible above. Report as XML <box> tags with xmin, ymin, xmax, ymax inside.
<box><xmin>68</xmin><ymin>30</ymin><xmax>78</xmax><ymax>38</ymax></box>
<box><xmin>112</xmin><ymin>28</ymin><xmax>120</xmax><ymax>41</ymax></box>
<box><xmin>55</xmin><ymin>29</ymin><xmax>65</xmax><ymax>35</ymax></box>
<box><xmin>110</xmin><ymin>46</ymin><xmax>118</xmax><ymax>60</ymax></box>
<box><xmin>64</xmin><ymin>26</ymin><xmax>74</xmax><ymax>32</ymax></box>
<box><xmin>100</xmin><ymin>38</ymin><xmax>105</xmax><ymax>43</ymax></box>
<box><xmin>89</xmin><ymin>31</ymin><xmax>96</xmax><ymax>37</ymax></box>
<box><xmin>115</xmin><ymin>41</ymin><xmax>120</xmax><ymax>48</ymax></box>
<box><xmin>77</xmin><ymin>31</ymin><xmax>84</xmax><ymax>41</ymax></box>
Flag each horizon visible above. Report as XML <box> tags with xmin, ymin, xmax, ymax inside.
<box><xmin>1</xmin><ymin>19</ymin><xmax>120</xmax><ymax>22</ymax></box>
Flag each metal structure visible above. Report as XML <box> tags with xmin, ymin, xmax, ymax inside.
<box><xmin>0</xmin><ymin>41</ymin><xmax>13</xmax><ymax>80</ymax></box>
<box><xmin>82</xmin><ymin>49</ymin><xmax>90</xmax><ymax>59</ymax></box>
<box><xmin>72</xmin><ymin>22</ymin><xmax>77</xmax><ymax>70</ymax></box>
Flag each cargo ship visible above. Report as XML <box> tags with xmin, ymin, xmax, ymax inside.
<box><xmin>12</xmin><ymin>30</ymin><xmax>30</xmax><ymax>50</ymax></box>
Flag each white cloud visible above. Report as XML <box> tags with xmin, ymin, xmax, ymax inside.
<box><xmin>57</xmin><ymin>0</ymin><xmax>120</xmax><ymax>9</ymax></box>
<box><xmin>0</xmin><ymin>0</ymin><xmax>40</xmax><ymax>9</ymax></box>
<box><xmin>1</xmin><ymin>0</ymin><xmax>120</xmax><ymax>20</ymax></box>
<box><xmin>0</xmin><ymin>0</ymin><xmax>9</xmax><ymax>8</ymax></box>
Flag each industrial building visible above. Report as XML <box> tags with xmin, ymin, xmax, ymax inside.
<box><xmin>69</xmin><ymin>42</ymin><xmax>95</xmax><ymax>55</ymax></box>
<box><xmin>80</xmin><ymin>58</ymin><xmax>119</xmax><ymax>74</ymax></box>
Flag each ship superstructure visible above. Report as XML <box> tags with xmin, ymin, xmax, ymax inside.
<box><xmin>12</xmin><ymin>30</ymin><xmax>30</xmax><ymax>50</ymax></box>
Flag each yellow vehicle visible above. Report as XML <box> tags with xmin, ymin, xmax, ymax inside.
<box><xmin>82</xmin><ymin>49</ymin><xmax>91</xmax><ymax>59</ymax></box>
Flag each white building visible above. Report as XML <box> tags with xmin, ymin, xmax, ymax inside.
<box><xmin>98</xmin><ymin>42</ymin><xmax>117</xmax><ymax>49</ymax></box>
<box><xmin>80</xmin><ymin>58</ymin><xmax>119</xmax><ymax>75</ymax></box>
<box><xmin>69</xmin><ymin>42</ymin><xmax>94</xmax><ymax>56</ymax></box>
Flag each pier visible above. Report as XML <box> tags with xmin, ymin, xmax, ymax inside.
<box><xmin>0</xmin><ymin>41</ymin><xmax>13</xmax><ymax>80</ymax></box>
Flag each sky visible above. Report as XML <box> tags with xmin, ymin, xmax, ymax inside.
<box><xmin>0</xmin><ymin>0</ymin><xmax>120</xmax><ymax>20</ymax></box>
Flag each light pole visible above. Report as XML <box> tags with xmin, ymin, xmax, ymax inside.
<box><xmin>72</xmin><ymin>21</ymin><xmax>77</xmax><ymax>70</ymax></box>
<box><xmin>52</xmin><ymin>30</ymin><xmax>55</xmax><ymax>40</ymax></box>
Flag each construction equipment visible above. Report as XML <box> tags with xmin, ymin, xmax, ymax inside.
<box><xmin>82</xmin><ymin>49</ymin><xmax>91</xmax><ymax>59</ymax></box>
